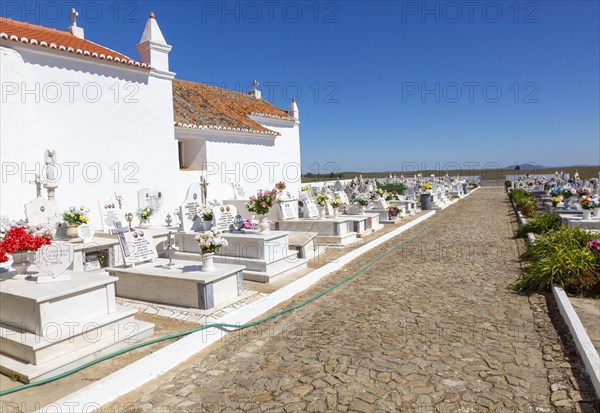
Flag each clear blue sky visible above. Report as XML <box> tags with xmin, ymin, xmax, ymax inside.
<box><xmin>4</xmin><ymin>1</ymin><xmax>599</xmax><ymax>173</ymax></box>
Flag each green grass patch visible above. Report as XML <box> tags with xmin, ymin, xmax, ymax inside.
<box><xmin>513</xmin><ymin>213</ymin><xmax>562</xmax><ymax>238</ymax></box>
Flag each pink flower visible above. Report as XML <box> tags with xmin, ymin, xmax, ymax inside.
<box><xmin>261</xmin><ymin>201</ymin><xmax>266</xmax><ymax>207</ymax></box>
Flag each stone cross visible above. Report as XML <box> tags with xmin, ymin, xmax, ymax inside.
<box><xmin>29</xmin><ymin>174</ymin><xmax>42</xmax><ymax>198</ymax></box>
<box><xmin>109</xmin><ymin>221</ymin><xmax>131</xmax><ymax>257</ymax></box>
<box><xmin>70</xmin><ymin>8</ymin><xmax>79</xmax><ymax>26</ymax></box>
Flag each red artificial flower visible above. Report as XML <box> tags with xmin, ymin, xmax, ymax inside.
<box><xmin>0</xmin><ymin>226</ymin><xmax>51</xmax><ymax>262</ymax></box>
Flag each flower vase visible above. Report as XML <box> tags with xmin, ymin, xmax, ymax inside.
<box><xmin>594</xmin><ymin>210</ymin><xmax>600</xmax><ymax>221</ymax></box>
<box><xmin>203</xmin><ymin>220</ymin><xmax>213</xmax><ymax>231</ymax></box>
<box><xmin>318</xmin><ymin>207</ymin><xmax>326</xmax><ymax>219</ymax></box>
<box><xmin>563</xmin><ymin>198</ymin><xmax>571</xmax><ymax>208</ymax></box>
<box><xmin>66</xmin><ymin>224</ymin><xmax>79</xmax><ymax>239</ymax></box>
<box><xmin>360</xmin><ymin>206</ymin><xmax>367</xmax><ymax>214</ymax></box>
<box><xmin>257</xmin><ymin>215</ymin><xmax>270</xmax><ymax>234</ymax></box>
<box><xmin>582</xmin><ymin>209</ymin><xmax>592</xmax><ymax>220</ymax></box>
<box><xmin>202</xmin><ymin>252</ymin><xmax>215</xmax><ymax>272</ymax></box>
<box><xmin>332</xmin><ymin>207</ymin><xmax>339</xmax><ymax>217</ymax></box>
<box><xmin>138</xmin><ymin>219</ymin><xmax>151</xmax><ymax>229</ymax></box>
<box><xmin>10</xmin><ymin>251</ymin><xmax>33</xmax><ymax>279</ymax></box>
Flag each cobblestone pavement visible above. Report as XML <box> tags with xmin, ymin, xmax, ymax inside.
<box><xmin>113</xmin><ymin>188</ymin><xmax>599</xmax><ymax>413</ymax></box>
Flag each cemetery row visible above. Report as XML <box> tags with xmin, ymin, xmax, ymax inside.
<box><xmin>0</xmin><ymin>154</ymin><xmax>476</xmax><ymax>385</ymax></box>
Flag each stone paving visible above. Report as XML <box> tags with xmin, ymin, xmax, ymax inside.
<box><xmin>111</xmin><ymin>188</ymin><xmax>599</xmax><ymax>413</ymax></box>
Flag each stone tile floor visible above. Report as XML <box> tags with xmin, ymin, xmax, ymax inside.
<box><xmin>107</xmin><ymin>187</ymin><xmax>600</xmax><ymax>412</ymax></box>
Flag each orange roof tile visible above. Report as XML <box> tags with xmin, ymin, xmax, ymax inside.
<box><xmin>173</xmin><ymin>80</ymin><xmax>295</xmax><ymax>136</ymax></box>
<box><xmin>0</xmin><ymin>17</ymin><xmax>149</xmax><ymax>69</ymax></box>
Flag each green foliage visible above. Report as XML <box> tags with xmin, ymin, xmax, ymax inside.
<box><xmin>514</xmin><ymin>213</ymin><xmax>562</xmax><ymax>238</ymax></box>
<box><xmin>505</xmin><ymin>180</ymin><xmax>512</xmax><ymax>188</ymax></box>
<box><xmin>509</xmin><ymin>189</ymin><xmax>539</xmax><ymax>218</ymax></box>
<box><xmin>515</xmin><ymin>228</ymin><xmax>600</xmax><ymax>293</ymax></box>
<box><xmin>379</xmin><ymin>183</ymin><xmax>406</xmax><ymax>195</ymax></box>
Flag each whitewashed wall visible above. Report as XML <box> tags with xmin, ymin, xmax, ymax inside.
<box><xmin>175</xmin><ymin>115</ymin><xmax>302</xmax><ymax>205</ymax></box>
<box><xmin>0</xmin><ymin>43</ymin><xmax>179</xmax><ymax>228</ymax></box>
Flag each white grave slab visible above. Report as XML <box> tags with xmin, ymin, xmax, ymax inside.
<box><xmin>213</xmin><ymin>205</ymin><xmax>238</xmax><ymax>231</ymax></box>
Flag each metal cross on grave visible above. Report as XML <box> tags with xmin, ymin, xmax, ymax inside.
<box><xmin>109</xmin><ymin>221</ymin><xmax>131</xmax><ymax>257</ymax></box>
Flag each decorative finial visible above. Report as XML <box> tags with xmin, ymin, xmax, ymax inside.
<box><xmin>150</xmin><ymin>12</ymin><xmax>155</xmax><ymax>19</ymax></box>
<box><xmin>69</xmin><ymin>8</ymin><xmax>79</xmax><ymax>26</ymax></box>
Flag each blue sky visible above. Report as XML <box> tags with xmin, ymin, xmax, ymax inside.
<box><xmin>3</xmin><ymin>1</ymin><xmax>599</xmax><ymax>172</ymax></box>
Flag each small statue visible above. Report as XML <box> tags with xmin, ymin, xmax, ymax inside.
<box><xmin>44</xmin><ymin>149</ymin><xmax>58</xmax><ymax>182</ymax></box>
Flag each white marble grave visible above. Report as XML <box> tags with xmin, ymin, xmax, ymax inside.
<box><xmin>0</xmin><ymin>272</ymin><xmax>154</xmax><ymax>383</ymax></box>
<box><xmin>107</xmin><ymin>259</ymin><xmax>245</xmax><ymax>309</ymax></box>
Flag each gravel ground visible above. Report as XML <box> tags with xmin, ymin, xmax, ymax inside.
<box><xmin>105</xmin><ymin>187</ymin><xmax>600</xmax><ymax>412</ymax></box>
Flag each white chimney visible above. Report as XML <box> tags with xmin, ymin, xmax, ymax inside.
<box><xmin>288</xmin><ymin>98</ymin><xmax>299</xmax><ymax>120</ymax></box>
<box><xmin>248</xmin><ymin>80</ymin><xmax>261</xmax><ymax>99</ymax></box>
<box><xmin>67</xmin><ymin>8</ymin><xmax>84</xmax><ymax>39</ymax></box>
<box><xmin>135</xmin><ymin>12</ymin><xmax>172</xmax><ymax>71</ymax></box>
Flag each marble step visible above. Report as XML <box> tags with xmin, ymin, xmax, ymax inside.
<box><xmin>0</xmin><ymin>316</ymin><xmax>153</xmax><ymax>383</ymax></box>
<box><xmin>0</xmin><ymin>306</ymin><xmax>143</xmax><ymax>365</ymax></box>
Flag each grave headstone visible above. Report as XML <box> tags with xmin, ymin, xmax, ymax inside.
<box><xmin>34</xmin><ymin>241</ymin><xmax>74</xmax><ymax>283</ymax></box>
<box><xmin>374</xmin><ymin>198</ymin><xmax>388</xmax><ymax>209</ymax></box>
<box><xmin>303</xmin><ymin>199</ymin><xmax>319</xmax><ymax>218</ymax></box>
<box><xmin>213</xmin><ymin>205</ymin><xmax>238</xmax><ymax>231</ymax></box>
<box><xmin>278</xmin><ymin>200</ymin><xmax>299</xmax><ymax>220</ymax></box>
<box><xmin>179</xmin><ymin>183</ymin><xmax>203</xmax><ymax>232</ymax></box>
<box><xmin>84</xmin><ymin>252</ymin><xmax>102</xmax><ymax>271</ymax></box>
<box><xmin>138</xmin><ymin>188</ymin><xmax>163</xmax><ymax>212</ymax></box>
<box><xmin>337</xmin><ymin>191</ymin><xmax>350</xmax><ymax>205</ymax></box>
<box><xmin>99</xmin><ymin>199</ymin><xmax>120</xmax><ymax>232</ymax></box>
<box><xmin>112</xmin><ymin>222</ymin><xmax>158</xmax><ymax>265</ymax></box>
<box><xmin>24</xmin><ymin>197</ymin><xmax>60</xmax><ymax>226</ymax></box>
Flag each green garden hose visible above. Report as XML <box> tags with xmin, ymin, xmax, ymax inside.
<box><xmin>0</xmin><ymin>217</ymin><xmax>437</xmax><ymax>397</ymax></box>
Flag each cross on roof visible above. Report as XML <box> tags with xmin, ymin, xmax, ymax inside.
<box><xmin>70</xmin><ymin>8</ymin><xmax>79</xmax><ymax>26</ymax></box>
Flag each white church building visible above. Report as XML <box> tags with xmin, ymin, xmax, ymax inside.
<box><xmin>0</xmin><ymin>13</ymin><xmax>301</xmax><ymax>225</ymax></box>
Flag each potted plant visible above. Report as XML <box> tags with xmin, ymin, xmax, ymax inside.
<box><xmin>387</xmin><ymin>205</ymin><xmax>402</xmax><ymax>220</ymax></box>
<box><xmin>275</xmin><ymin>181</ymin><xmax>286</xmax><ymax>192</ymax></box>
<box><xmin>330</xmin><ymin>198</ymin><xmax>343</xmax><ymax>217</ymax></box>
<box><xmin>246</xmin><ymin>188</ymin><xmax>278</xmax><ymax>234</ymax></box>
<box><xmin>0</xmin><ymin>226</ymin><xmax>52</xmax><ymax>279</ymax></box>
<box><xmin>63</xmin><ymin>206</ymin><xmax>90</xmax><ymax>238</ymax></box>
<box><xmin>136</xmin><ymin>207</ymin><xmax>154</xmax><ymax>229</ymax></box>
<box><xmin>315</xmin><ymin>193</ymin><xmax>330</xmax><ymax>218</ymax></box>
<box><xmin>354</xmin><ymin>194</ymin><xmax>370</xmax><ymax>213</ymax></box>
<box><xmin>194</xmin><ymin>230</ymin><xmax>228</xmax><ymax>272</ymax></box>
<box><xmin>550</xmin><ymin>196</ymin><xmax>562</xmax><ymax>208</ymax></box>
<box><xmin>580</xmin><ymin>196</ymin><xmax>600</xmax><ymax>220</ymax></box>
<box><xmin>419</xmin><ymin>183</ymin><xmax>433</xmax><ymax>210</ymax></box>
<box><xmin>201</xmin><ymin>206</ymin><xmax>213</xmax><ymax>230</ymax></box>
<box><xmin>559</xmin><ymin>186</ymin><xmax>577</xmax><ymax>208</ymax></box>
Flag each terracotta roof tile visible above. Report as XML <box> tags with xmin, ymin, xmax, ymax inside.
<box><xmin>173</xmin><ymin>79</ymin><xmax>295</xmax><ymax>136</ymax></box>
<box><xmin>0</xmin><ymin>17</ymin><xmax>149</xmax><ymax>69</ymax></box>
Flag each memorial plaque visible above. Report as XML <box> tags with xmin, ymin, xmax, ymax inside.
<box><xmin>118</xmin><ymin>229</ymin><xmax>158</xmax><ymax>265</ymax></box>
<box><xmin>278</xmin><ymin>200</ymin><xmax>299</xmax><ymax>220</ymax></box>
<box><xmin>179</xmin><ymin>183</ymin><xmax>203</xmax><ymax>232</ymax></box>
<box><xmin>213</xmin><ymin>205</ymin><xmax>238</xmax><ymax>231</ymax></box>
<box><xmin>138</xmin><ymin>188</ymin><xmax>163</xmax><ymax>212</ymax></box>
<box><xmin>99</xmin><ymin>199</ymin><xmax>120</xmax><ymax>231</ymax></box>
<box><xmin>76</xmin><ymin>224</ymin><xmax>93</xmax><ymax>242</ymax></box>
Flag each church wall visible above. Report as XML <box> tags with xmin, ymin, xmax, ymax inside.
<box><xmin>0</xmin><ymin>43</ymin><xmax>179</xmax><ymax>227</ymax></box>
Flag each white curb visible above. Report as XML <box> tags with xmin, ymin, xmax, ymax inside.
<box><xmin>45</xmin><ymin>190</ymin><xmax>478</xmax><ymax>412</ymax></box>
<box><xmin>552</xmin><ymin>285</ymin><xmax>600</xmax><ymax>398</ymax></box>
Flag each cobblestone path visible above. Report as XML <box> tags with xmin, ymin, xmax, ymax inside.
<box><xmin>116</xmin><ymin>188</ymin><xmax>599</xmax><ymax>412</ymax></box>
